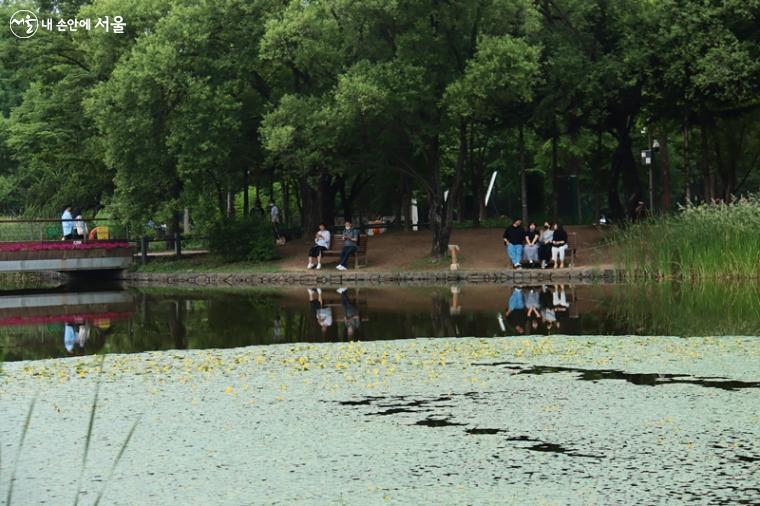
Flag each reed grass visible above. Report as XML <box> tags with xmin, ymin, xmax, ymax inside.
<box><xmin>612</xmin><ymin>195</ymin><xmax>760</xmax><ymax>279</ymax></box>
<box><xmin>3</xmin><ymin>355</ymin><xmax>140</xmax><ymax>506</ymax></box>
<box><xmin>5</xmin><ymin>393</ymin><xmax>37</xmax><ymax>506</ymax></box>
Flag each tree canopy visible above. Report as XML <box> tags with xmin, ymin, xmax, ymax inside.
<box><xmin>1</xmin><ymin>0</ymin><xmax>758</xmax><ymax>255</ymax></box>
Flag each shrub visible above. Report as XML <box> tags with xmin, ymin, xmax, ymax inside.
<box><xmin>209</xmin><ymin>216</ymin><xmax>279</xmax><ymax>263</ymax></box>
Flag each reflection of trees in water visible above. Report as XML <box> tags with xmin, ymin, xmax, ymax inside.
<box><xmin>607</xmin><ymin>282</ymin><xmax>760</xmax><ymax>336</ymax></box>
<box><xmin>430</xmin><ymin>292</ymin><xmax>455</xmax><ymax>337</ymax></box>
<box><xmin>166</xmin><ymin>300</ymin><xmax>187</xmax><ymax>350</ymax></box>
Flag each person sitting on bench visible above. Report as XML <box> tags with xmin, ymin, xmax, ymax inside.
<box><xmin>336</xmin><ymin>220</ymin><xmax>359</xmax><ymax>271</ymax></box>
<box><xmin>551</xmin><ymin>223</ymin><xmax>569</xmax><ymax>269</ymax></box>
<box><xmin>523</xmin><ymin>222</ymin><xmax>540</xmax><ymax>267</ymax></box>
<box><xmin>307</xmin><ymin>223</ymin><xmax>331</xmax><ymax>269</ymax></box>
<box><xmin>503</xmin><ymin>218</ymin><xmax>526</xmax><ymax>269</ymax></box>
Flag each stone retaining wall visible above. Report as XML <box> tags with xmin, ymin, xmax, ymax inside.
<box><xmin>125</xmin><ymin>268</ymin><xmax>624</xmax><ymax>287</ymax></box>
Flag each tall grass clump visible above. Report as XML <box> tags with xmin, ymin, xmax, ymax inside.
<box><xmin>612</xmin><ymin>195</ymin><xmax>760</xmax><ymax>279</ymax></box>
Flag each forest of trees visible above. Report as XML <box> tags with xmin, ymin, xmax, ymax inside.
<box><xmin>1</xmin><ymin>0</ymin><xmax>758</xmax><ymax>255</ymax></box>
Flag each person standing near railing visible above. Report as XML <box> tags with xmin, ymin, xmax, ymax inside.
<box><xmin>74</xmin><ymin>209</ymin><xmax>88</xmax><ymax>241</ymax></box>
<box><xmin>61</xmin><ymin>204</ymin><xmax>74</xmax><ymax>240</ymax></box>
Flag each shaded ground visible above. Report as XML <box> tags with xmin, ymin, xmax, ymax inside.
<box><xmin>275</xmin><ymin>225</ymin><xmax>614</xmax><ymax>272</ymax></box>
<box><xmin>132</xmin><ymin>226</ymin><xmax>615</xmax><ymax>273</ymax></box>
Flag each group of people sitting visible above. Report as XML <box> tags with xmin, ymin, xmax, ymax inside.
<box><xmin>502</xmin><ymin>219</ymin><xmax>569</xmax><ymax>269</ymax></box>
<box><xmin>502</xmin><ymin>285</ymin><xmax>571</xmax><ymax>335</ymax></box>
<box><xmin>306</xmin><ymin>220</ymin><xmax>359</xmax><ymax>270</ymax></box>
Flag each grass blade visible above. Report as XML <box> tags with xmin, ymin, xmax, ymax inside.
<box><xmin>6</xmin><ymin>392</ymin><xmax>38</xmax><ymax>506</ymax></box>
<box><xmin>93</xmin><ymin>415</ymin><xmax>141</xmax><ymax>506</ymax></box>
<box><xmin>74</xmin><ymin>355</ymin><xmax>105</xmax><ymax>506</ymax></box>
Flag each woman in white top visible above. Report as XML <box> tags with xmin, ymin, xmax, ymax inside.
<box><xmin>539</xmin><ymin>222</ymin><xmax>553</xmax><ymax>268</ymax></box>
<box><xmin>307</xmin><ymin>223</ymin><xmax>331</xmax><ymax>269</ymax></box>
<box><xmin>74</xmin><ymin>209</ymin><xmax>88</xmax><ymax>240</ymax></box>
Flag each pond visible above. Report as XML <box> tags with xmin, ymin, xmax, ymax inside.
<box><xmin>1</xmin><ymin>282</ymin><xmax>759</xmax><ymax>362</ymax></box>
<box><xmin>1</xmin><ymin>281</ymin><xmax>758</xmax><ymax>504</ymax></box>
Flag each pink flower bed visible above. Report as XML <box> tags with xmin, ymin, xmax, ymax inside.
<box><xmin>0</xmin><ymin>311</ymin><xmax>133</xmax><ymax>326</ymax></box>
<box><xmin>0</xmin><ymin>241</ymin><xmax>131</xmax><ymax>252</ymax></box>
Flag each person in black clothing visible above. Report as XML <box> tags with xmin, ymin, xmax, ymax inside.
<box><xmin>502</xmin><ymin>218</ymin><xmax>526</xmax><ymax>269</ymax></box>
<box><xmin>551</xmin><ymin>223</ymin><xmax>569</xmax><ymax>269</ymax></box>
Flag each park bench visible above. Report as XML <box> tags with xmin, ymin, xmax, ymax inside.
<box><xmin>320</xmin><ymin>234</ymin><xmax>368</xmax><ymax>268</ymax></box>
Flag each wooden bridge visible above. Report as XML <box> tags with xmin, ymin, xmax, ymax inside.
<box><xmin>0</xmin><ymin>219</ymin><xmax>133</xmax><ymax>274</ymax></box>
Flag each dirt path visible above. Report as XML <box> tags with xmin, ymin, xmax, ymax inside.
<box><xmin>275</xmin><ymin>226</ymin><xmax>614</xmax><ymax>272</ymax></box>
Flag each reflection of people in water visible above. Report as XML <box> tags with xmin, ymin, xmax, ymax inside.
<box><xmin>540</xmin><ymin>285</ymin><xmax>557</xmax><ymax>331</ymax></box>
<box><xmin>77</xmin><ymin>323</ymin><xmax>90</xmax><ymax>348</ymax></box>
<box><xmin>552</xmin><ymin>284</ymin><xmax>571</xmax><ymax>331</ymax></box>
<box><xmin>505</xmin><ymin>287</ymin><xmax>527</xmax><ymax>334</ymax></box>
<box><xmin>64</xmin><ymin>324</ymin><xmax>77</xmax><ymax>353</ymax></box>
<box><xmin>308</xmin><ymin>288</ymin><xmax>332</xmax><ymax>336</ymax></box>
<box><xmin>272</xmin><ymin>308</ymin><xmax>283</xmax><ymax>342</ymax></box>
<box><xmin>552</xmin><ymin>285</ymin><xmax>570</xmax><ymax>313</ymax></box>
<box><xmin>64</xmin><ymin>322</ymin><xmax>92</xmax><ymax>354</ymax></box>
<box><xmin>337</xmin><ymin>287</ymin><xmax>360</xmax><ymax>340</ymax></box>
<box><xmin>524</xmin><ymin>287</ymin><xmax>542</xmax><ymax>333</ymax></box>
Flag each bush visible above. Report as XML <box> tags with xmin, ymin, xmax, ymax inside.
<box><xmin>209</xmin><ymin>216</ymin><xmax>279</xmax><ymax>262</ymax></box>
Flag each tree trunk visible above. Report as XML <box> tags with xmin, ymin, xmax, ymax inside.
<box><xmin>568</xmin><ymin>130</ymin><xmax>582</xmax><ymax>224</ymax></box>
<box><xmin>659</xmin><ymin>133</ymin><xmax>671</xmax><ymax>212</ymax></box>
<box><xmin>551</xmin><ymin>122</ymin><xmax>559</xmax><ymax>220</ymax></box>
<box><xmin>699</xmin><ymin>121</ymin><xmax>714</xmax><ymax>201</ymax></box>
<box><xmin>592</xmin><ymin>130</ymin><xmax>603</xmax><ymax>219</ymax></box>
<box><xmin>394</xmin><ymin>173</ymin><xmax>403</xmax><ymax>229</ymax></box>
<box><xmin>518</xmin><ymin>124</ymin><xmax>529</xmax><ymax>224</ymax></box>
<box><xmin>683</xmin><ymin>115</ymin><xmax>691</xmax><ymax>205</ymax></box>
<box><xmin>300</xmin><ymin>179</ymin><xmax>320</xmax><ymax>234</ymax></box>
<box><xmin>428</xmin><ymin>127</ymin><xmax>449</xmax><ymax>257</ymax></box>
<box><xmin>282</xmin><ymin>180</ymin><xmax>289</xmax><ymax>227</ymax></box>
<box><xmin>226</xmin><ymin>190</ymin><xmax>234</xmax><ymax>218</ymax></box>
<box><xmin>402</xmin><ymin>175</ymin><xmax>412</xmax><ymax>231</ymax></box>
<box><xmin>470</xmin><ymin>140</ymin><xmax>486</xmax><ymax>227</ymax></box>
<box><xmin>608</xmin><ymin>125</ymin><xmax>642</xmax><ymax>221</ymax></box>
<box><xmin>242</xmin><ymin>167</ymin><xmax>249</xmax><ymax>216</ymax></box>
<box><xmin>618</xmin><ymin>126</ymin><xmax>644</xmax><ymax>219</ymax></box>
<box><xmin>441</xmin><ymin>120</ymin><xmax>468</xmax><ymax>251</ymax></box>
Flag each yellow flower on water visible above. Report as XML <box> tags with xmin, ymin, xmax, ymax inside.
<box><xmin>225</xmin><ymin>386</ymin><xmax>234</xmax><ymax>394</ymax></box>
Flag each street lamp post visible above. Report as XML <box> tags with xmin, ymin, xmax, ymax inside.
<box><xmin>640</xmin><ymin>136</ymin><xmax>660</xmax><ymax>214</ymax></box>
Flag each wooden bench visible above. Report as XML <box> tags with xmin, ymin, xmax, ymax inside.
<box><xmin>321</xmin><ymin>234</ymin><xmax>368</xmax><ymax>268</ymax></box>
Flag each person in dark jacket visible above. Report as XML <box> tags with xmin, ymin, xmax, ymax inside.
<box><xmin>502</xmin><ymin>218</ymin><xmax>526</xmax><ymax>269</ymax></box>
<box><xmin>551</xmin><ymin>223</ymin><xmax>569</xmax><ymax>269</ymax></box>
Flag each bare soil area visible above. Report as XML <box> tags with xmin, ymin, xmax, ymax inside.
<box><xmin>275</xmin><ymin>225</ymin><xmax>614</xmax><ymax>272</ymax></box>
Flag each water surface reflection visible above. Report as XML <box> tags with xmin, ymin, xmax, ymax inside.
<box><xmin>1</xmin><ymin>282</ymin><xmax>758</xmax><ymax>361</ymax></box>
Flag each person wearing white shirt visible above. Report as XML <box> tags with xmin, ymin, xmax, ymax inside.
<box><xmin>73</xmin><ymin>209</ymin><xmax>87</xmax><ymax>240</ymax></box>
<box><xmin>307</xmin><ymin>223</ymin><xmax>331</xmax><ymax>269</ymax></box>
<box><xmin>61</xmin><ymin>205</ymin><xmax>74</xmax><ymax>240</ymax></box>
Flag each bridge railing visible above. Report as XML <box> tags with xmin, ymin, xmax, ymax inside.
<box><xmin>0</xmin><ymin>218</ymin><xmax>129</xmax><ymax>243</ymax></box>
